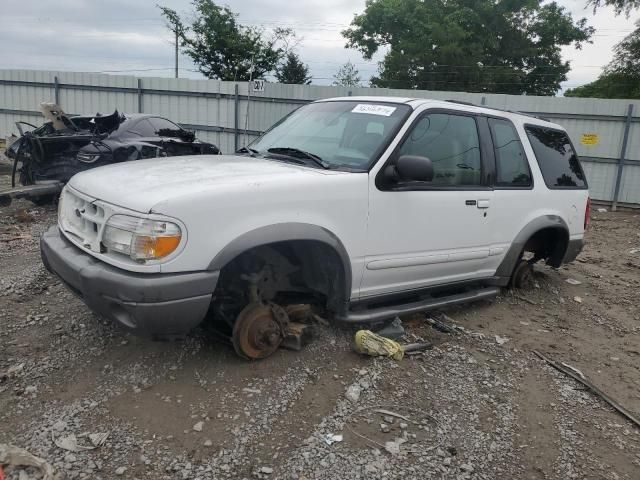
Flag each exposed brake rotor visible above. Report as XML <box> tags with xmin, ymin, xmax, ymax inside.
<box><xmin>232</xmin><ymin>303</ymin><xmax>288</xmax><ymax>360</ymax></box>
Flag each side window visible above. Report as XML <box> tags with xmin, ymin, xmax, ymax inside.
<box><xmin>149</xmin><ymin>117</ymin><xmax>182</xmax><ymax>133</ymax></box>
<box><xmin>488</xmin><ymin>118</ymin><xmax>532</xmax><ymax>187</ymax></box>
<box><xmin>525</xmin><ymin>126</ymin><xmax>587</xmax><ymax>189</ymax></box>
<box><xmin>129</xmin><ymin>119</ymin><xmax>156</xmax><ymax>137</ymax></box>
<box><xmin>398</xmin><ymin>113</ymin><xmax>482</xmax><ymax>186</ymax></box>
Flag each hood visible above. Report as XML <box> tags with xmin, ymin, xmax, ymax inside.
<box><xmin>68</xmin><ymin>155</ymin><xmax>340</xmax><ymax>213</ymax></box>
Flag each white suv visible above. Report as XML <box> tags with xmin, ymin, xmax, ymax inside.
<box><xmin>41</xmin><ymin>97</ymin><xmax>589</xmax><ymax>358</ymax></box>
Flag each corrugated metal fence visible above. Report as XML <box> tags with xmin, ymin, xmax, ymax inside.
<box><xmin>1</xmin><ymin>69</ymin><xmax>639</xmax><ymax>207</ymax></box>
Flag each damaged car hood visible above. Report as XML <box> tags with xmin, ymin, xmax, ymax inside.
<box><xmin>68</xmin><ymin>155</ymin><xmax>343</xmax><ymax>213</ymax></box>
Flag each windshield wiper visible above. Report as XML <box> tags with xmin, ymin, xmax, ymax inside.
<box><xmin>236</xmin><ymin>146</ymin><xmax>259</xmax><ymax>157</ymax></box>
<box><xmin>267</xmin><ymin>147</ymin><xmax>330</xmax><ymax>169</ymax></box>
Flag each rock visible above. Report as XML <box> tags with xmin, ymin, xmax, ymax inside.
<box><xmin>573</xmin><ymin>296</ymin><xmax>583</xmax><ymax>303</ymax></box>
<box><xmin>115</xmin><ymin>466</ymin><xmax>127</xmax><ymax>475</ymax></box>
<box><xmin>260</xmin><ymin>466</ymin><xmax>274</xmax><ymax>474</ymax></box>
<box><xmin>460</xmin><ymin>463</ymin><xmax>474</xmax><ymax>472</ymax></box>
<box><xmin>204</xmin><ymin>439</ymin><xmax>213</xmax><ymax>447</ymax></box>
<box><xmin>495</xmin><ymin>335</ymin><xmax>509</xmax><ymax>345</ymax></box>
<box><xmin>193</xmin><ymin>421</ymin><xmax>204</xmax><ymax>432</ymax></box>
<box><xmin>345</xmin><ymin>384</ymin><xmax>361</xmax><ymax>403</ymax></box>
<box><xmin>566</xmin><ymin>278</ymin><xmax>582</xmax><ymax>285</ymax></box>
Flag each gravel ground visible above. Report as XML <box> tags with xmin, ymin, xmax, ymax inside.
<box><xmin>1</xmin><ymin>161</ymin><xmax>639</xmax><ymax>479</ymax></box>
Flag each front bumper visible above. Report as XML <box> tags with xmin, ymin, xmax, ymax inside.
<box><xmin>40</xmin><ymin>226</ymin><xmax>219</xmax><ymax>337</ymax></box>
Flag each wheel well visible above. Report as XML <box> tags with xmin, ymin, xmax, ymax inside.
<box><xmin>522</xmin><ymin>227</ymin><xmax>569</xmax><ymax>268</ymax></box>
<box><xmin>213</xmin><ymin>240</ymin><xmax>349</xmax><ymax>314</ymax></box>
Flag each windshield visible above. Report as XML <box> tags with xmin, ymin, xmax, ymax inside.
<box><xmin>248</xmin><ymin>101</ymin><xmax>412</xmax><ymax>170</ymax></box>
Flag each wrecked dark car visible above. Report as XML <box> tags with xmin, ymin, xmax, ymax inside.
<box><xmin>6</xmin><ymin>104</ymin><xmax>219</xmax><ymax>193</ymax></box>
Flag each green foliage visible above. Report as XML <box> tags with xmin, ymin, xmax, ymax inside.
<box><xmin>565</xmin><ymin>21</ymin><xmax>640</xmax><ymax>98</ymax></box>
<box><xmin>159</xmin><ymin>1</ymin><xmax>289</xmax><ymax>81</ymax></box>
<box><xmin>342</xmin><ymin>0</ymin><xmax>594</xmax><ymax>95</ymax></box>
<box><xmin>333</xmin><ymin>61</ymin><xmax>362</xmax><ymax>87</ymax></box>
<box><xmin>586</xmin><ymin>0</ymin><xmax>640</xmax><ymax>16</ymax></box>
<box><xmin>276</xmin><ymin>53</ymin><xmax>312</xmax><ymax>84</ymax></box>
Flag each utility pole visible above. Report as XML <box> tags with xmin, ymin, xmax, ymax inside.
<box><xmin>174</xmin><ymin>29</ymin><xmax>179</xmax><ymax>79</ymax></box>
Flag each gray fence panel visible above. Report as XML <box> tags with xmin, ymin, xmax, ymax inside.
<box><xmin>1</xmin><ymin>69</ymin><xmax>639</xmax><ymax>206</ymax></box>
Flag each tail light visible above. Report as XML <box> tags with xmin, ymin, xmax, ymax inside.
<box><xmin>584</xmin><ymin>197</ymin><xmax>591</xmax><ymax>230</ymax></box>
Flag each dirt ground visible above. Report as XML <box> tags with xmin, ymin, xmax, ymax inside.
<box><xmin>1</xmin><ymin>157</ymin><xmax>639</xmax><ymax>479</ymax></box>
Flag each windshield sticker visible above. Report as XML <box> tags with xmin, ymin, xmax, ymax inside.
<box><xmin>351</xmin><ymin>104</ymin><xmax>397</xmax><ymax>117</ymax></box>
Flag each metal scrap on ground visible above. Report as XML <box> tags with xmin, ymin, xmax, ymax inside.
<box><xmin>533</xmin><ymin>350</ymin><xmax>640</xmax><ymax>429</ymax></box>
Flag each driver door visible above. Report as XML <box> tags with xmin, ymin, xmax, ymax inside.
<box><xmin>361</xmin><ymin>109</ymin><xmax>495</xmax><ymax>298</ymax></box>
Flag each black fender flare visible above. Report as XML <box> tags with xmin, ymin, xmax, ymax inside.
<box><xmin>494</xmin><ymin>215</ymin><xmax>569</xmax><ymax>284</ymax></box>
<box><xmin>208</xmin><ymin>223</ymin><xmax>353</xmax><ymax>306</ymax></box>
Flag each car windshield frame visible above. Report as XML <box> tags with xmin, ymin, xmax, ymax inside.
<box><xmin>246</xmin><ymin>100</ymin><xmax>413</xmax><ymax>172</ymax></box>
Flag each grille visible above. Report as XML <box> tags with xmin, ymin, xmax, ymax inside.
<box><xmin>59</xmin><ymin>188</ymin><xmax>106</xmax><ymax>252</ymax></box>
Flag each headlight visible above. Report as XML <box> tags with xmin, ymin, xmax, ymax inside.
<box><xmin>102</xmin><ymin>215</ymin><xmax>182</xmax><ymax>262</ymax></box>
<box><xmin>77</xmin><ymin>153</ymin><xmax>102</xmax><ymax>163</ymax></box>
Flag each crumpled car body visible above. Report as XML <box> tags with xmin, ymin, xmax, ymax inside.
<box><xmin>6</xmin><ymin>106</ymin><xmax>219</xmax><ymax>188</ymax></box>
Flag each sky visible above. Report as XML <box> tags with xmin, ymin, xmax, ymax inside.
<box><xmin>0</xmin><ymin>0</ymin><xmax>637</xmax><ymax>94</ymax></box>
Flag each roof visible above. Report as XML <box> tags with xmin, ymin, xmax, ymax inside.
<box><xmin>317</xmin><ymin>96</ymin><xmax>563</xmax><ymax>130</ymax></box>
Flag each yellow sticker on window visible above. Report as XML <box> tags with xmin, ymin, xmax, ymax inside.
<box><xmin>580</xmin><ymin>133</ymin><xmax>599</xmax><ymax>146</ymax></box>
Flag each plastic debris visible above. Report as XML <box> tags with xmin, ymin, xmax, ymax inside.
<box><xmin>354</xmin><ymin>330</ymin><xmax>405</xmax><ymax>360</ymax></box>
<box><xmin>0</xmin><ymin>444</ymin><xmax>56</xmax><ymax>480</ymax></box>
<box><xmin>565</xmin><ymin>278</ymin><xmax>582</xmax><ymax>285</ymax></box>
<box><xmin>324</xmin><ymin>433</ymin><xmax>343</xmax><ymax>445</ymax></box>
<box><xmin>495</xmin><ymin>335</ymin><xmax>510</xmax><ymax>345</ymax></box>
<box><xmin>54</xmin><ymin>432</ymin><xmax>109</xmax><ymax>452</ymax></box>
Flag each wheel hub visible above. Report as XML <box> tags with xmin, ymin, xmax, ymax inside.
<box><xmin>232</xmin><ymin>303</ymin><xmax>287</xmax><ymax>359</ymax></box>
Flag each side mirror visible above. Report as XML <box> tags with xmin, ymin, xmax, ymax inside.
<box><xmin>393</xmin><ymin>155</ymin><xmax>434</xmax><ymax>182</ymax></box>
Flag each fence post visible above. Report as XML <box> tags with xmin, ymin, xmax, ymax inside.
<box><xmin>234</xmin><ymin>83</ymin><xmax>240</xmax><ymax>152</ymax></box>
<box><xmin>137</xmin><ymin>78</ymin><xmax>143</xmax><ymax>113</ymax></box>
<box><xmin>54</xmin><ymin>76</ymin><xmax>60</xmax><ymax>105</ymax></box>
<box><xmin>612</xmin><ymin>104</ymin><xmax>634</xmax><ymax>211</ymax></box>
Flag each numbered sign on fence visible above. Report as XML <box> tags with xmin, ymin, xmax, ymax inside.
<box><xmin>251</xmin><ymin>80</ymin><xmax>265</xmax><ymax>93</ymax></box>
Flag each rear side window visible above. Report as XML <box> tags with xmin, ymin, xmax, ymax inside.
<box><xmin>489</xmin><ymin>118</ymin><xmax>531</xmax><ymax>187</ymax></box>
<box><xmin>525</xmin><ymin>126</ymin><xmax>587</xmax><ymax>189</ymax></box>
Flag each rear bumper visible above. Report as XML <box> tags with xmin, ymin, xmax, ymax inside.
<box><xmin>40</xmin><ymin>226</ymin><xmax>219</xmax><ymax>337</ymax></box>
<box><xmin>563</xmin><ymin>238</ymin><xmax>585</xmax><ymax>264</ymax></box>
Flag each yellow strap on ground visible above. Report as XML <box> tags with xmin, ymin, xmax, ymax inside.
<box><xmin>354</xmin><ymin>330</ymin><xmax>404</xmax><ymax>360</ymax></box>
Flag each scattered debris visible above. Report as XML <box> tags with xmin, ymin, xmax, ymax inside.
<box><xmin>259</xmin><ymin>466</ymin><xmax>274</xmax><ymax>474</ymax></box>
<box><xmin>630</xmin><ymin>248</ymin><xmax>640</xmax><ymax>255</ymax></box>
<box><xmin>573</xmin><ymin>296</ymin><xmax>583</xmax><ymax>303</ymax></box>
<box><xmin>354</xmin><ymin>330</ymin><xmax>405</xmax><ymax>360</ymax></box>
<box><xmin>495</xmin><ymin>335</ymin><xmax>510</xmax><ymax>345</ymax></box>
<box><xmin>345</xmin><ymin>384</ymin><xmax>362</xmax><ymax>404</ymax></box>
<box><xmin>242</xmin><ymin>387</ymin><xmax>262</xmax><ymax>395</ymax></box>
<box><xmin>372</xmin><ymin>409</ymin><xmax>412</xmax><ymax>423</ymax></box>
<box><xmin>533</xmin><ymin>351</ymin><xmax>640</xmax><ymax>429</ymax></box>
<box><xmin>0</xmin><ymin>444</ymin><xmax>56</xmax><ymax>480</ymax></box>
<box><xmin>426</xmin><ymin>316</ymin><xmax>458</xmax><ymax>334</ymax></box>
<box><xmin>354</xmin><ymin>330</ymin><xmax>431</xmax><ymax>361</ymax></box>
<box><xmin>515</xmin><ymin>294</ymin><xmax>537</xmax><ymax>305</ymax></box>
<box><xmin>565</xmin><ymin>278</ymin><xmax>582</xmax><ymax>285</ymax></box>
<box><xmin>375</xmin><ymin>317</ymin><xmax>405</xmax><ymax>340</ymax></box>
<box><xmin>323</xmin><ymin>433</ymin><xmax>343</xmax><ymax>445</ymax></box>
<box><xmin>193</xmin><ymin>421</ymin><xmax>204</xmax><ymax>432</ymax></box>
<box><xmin>384</xmin><ymin>437</ymin><xmax>406</xmax><ymax>455</ymax></box>
<box><xmin>596</xmin><ymin>208</ymin><xmax>608</xmax><ymax>213</ymax></box>
<box><xmin>54</xmin><ymin>432</ymin><xmax>109</xmax><ymax>452</ymax></box>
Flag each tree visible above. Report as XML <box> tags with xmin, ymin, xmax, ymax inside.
<box><xmin>276</xmin><ymin>52</ymin><xmax>312</xmax><ymax>84</ymax></box>
<box><xmin>333</xmin><ymin>61</ymin><xmax>362</xmax><ymax>87</ymax></box>
<box><xmin>342</xmin><ymin>0</ymin><xmax>594</xmax><ymax>95</ymax></box>
<box><xmin>586</xmin><ymin>0</ymin><xmax>640</xmax><ymax>16</ymax></box>
<box><xmin>565</xmin><ymin>20</ymin><xmax>640</xmax><ymax>98</ymax></box>
<box><xmin>159</xmin><ymin>1</ymin><xmax>290</xmax><ymax>81</ymax></box>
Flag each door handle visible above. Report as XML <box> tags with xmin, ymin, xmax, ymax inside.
<box><xmin>477</xmin><ymin>199</ymin><xmax>490</xmax><ymax>209</ymax></box>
